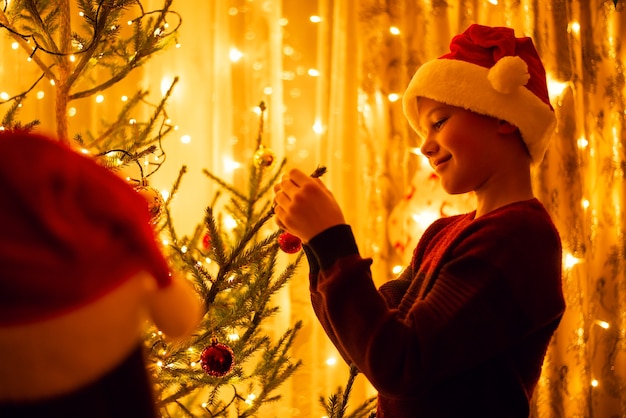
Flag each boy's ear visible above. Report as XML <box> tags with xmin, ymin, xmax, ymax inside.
<box><xmin>497</xmin><ymin>120</ymin><xmax>518</xmax><ymax>134</ymax></box>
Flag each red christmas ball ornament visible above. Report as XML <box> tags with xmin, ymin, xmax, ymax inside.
<box><xmin>278</xmin><ymin>232</ymin><xmax>302</xmax><ymax>254</ymax></box>
<box><xmin>200</xmin><ymin>340</ymin><xmax>234</xmax><ymax>377</ymax></box>
<box><xmin>202</xmin><ymin>231</ymin><xmax>212</xmax><ymax>249</ymax></box>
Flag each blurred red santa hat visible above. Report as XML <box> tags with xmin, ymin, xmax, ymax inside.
<box><xmin>0</xmin><ymin>131</ymin><xmax>172</xmax><ymax>326</ymax></box>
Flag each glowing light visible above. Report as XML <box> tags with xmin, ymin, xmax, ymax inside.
<box><xmin>577</xmin><ymin>137</ymin><xmax>589</xmax><ymax>148</ymax></box>
<box><xmin>582</xmin><ymin>199</ymin><xmax>590</xmax><ymax>209</ymax></box>
<box><xmin>547</xmin><ymin>75</ymin><xmax>568</xmax><ymax>97</ymax></box>
<box><xmin>80</xmin><ymin>148</ymin><xmax>89</xmax><ymax>154</ymax></box>
<box><xmin>224</xmin><ymin>157</ymin><xmax>242</xmax><ymax>172</ymax></box>
<box><xmin>157</xmin><ymin>360</ymin><xmax>163</xmax><ymax>367</ymax></box>
<box><xmin>121</xmin><ymin>95</ymin><xmax>128</xmax><ymax>102</ymax></box>
<box><xmin>488</xmin><ymin>0</ymin><xmax>498</xmax><ymax>4</ymax></box>
<box><xmin>95</xmin><ymin>94</ymin><xmax>104</xmax><ymax>103</ymax></box>
<box><xmin>279</xmin><ymin>17</ymin><xmax>289</xmax><ymax>26</ymax></box>
<box><xmin>310</xmin><ymin>15</ymin><xmax>322</xmax><ymax>23</ymax></box>
<box><xmin>411</xmin><ymin>210</ymin><xmax>440</xmax><ymax>231</ymax></box>
<box><xmin>229</xmin><ymin>47</ymin><xmax>243</xmax><ymax>62</ymax></box>
<box><xmin>392</xmin><ymin>265</ymin><xmax>403</xmax><ymax>275</ymax></box>
<box><xmin>313</xmin><ymin>119</ymin><xmax>324</xmax><ymax>134</ymax></box>
<box><xmin>389</xmin><ymin>26</ymin><xmax>401</xmax><ymax>35</ymax></box>
<box><xmin>36</xmin><ymin>91</ymin><xmax>44</xmax><ymax>99</ymax></box>
<box><xmin>263</xmin><ymin>86</ymin><xmax>273</xmax><ymax>95</ymax></box>
<box><xmin>162</xmin><ymin>239</ymin><xmax>170</xmax><ymax>246</ymax></box>
<box><xmin>388</xmin><ymin>93</ymin><xmax>400</xmax><ymax>102</ymax></box>
<box><xmin>308</xmin><ymin>68</ymin><xmax>320</xmax><ymax>76</ymax></box>
<box><xmin>129</xmin><ymin>118</ymin><xmax>136</xmax><ymax>124</ymax></box>
<box><xmin>68</xmin><ymin>107</ymin><xmax>77</xmax><ymax>116</ymax></box>
<box><xmin>181</xmin><ymin>245</ymin><xmax>188</xmax><ymax>254</ymax></box>
<box><xmin>224</xmin><ymin>215</ymin><xmax>237</xmax><ymax>230</ymax></box>
<box><xmin>161</xmin><ymin>190</ymin><xmax>170</xmax><ymax>201</ymax></box>
<box><xmin>11</xmin><ymin>42</ymin><xmax>18</xmax><ymax>50</ymax></box>
<box><xmin>563</xmin><ymin>252</ymin><xmax>582</xmax><ymax>269</ymax></box>
<box><xmin>595</xmin><ymin>320</ymin><xmax>610</xmax><ymax>329</ymax></box>
<box><xmin>160</xmin><ymin>75</ymin><xmax>174</xmax><ymax>96</ymax></box>
<box><xmin>325</xmin><ymin>357</ymin><xmax>337</xmax><ymax>366</ymax></box>
<box><xmin>568</xmin><ymin>21</ymin><xmax>581</xmax><ymax>35</ymax></box>
<box><xmin>245</xmin><ymin>393</ymin><xmax>256</xmax><ymax>405</ymax></box>
<box><xmin>228</xmin><ymin>332</ymin><xmax>240</xmax><ymax>341</ymax></box>
<box><xmin>50</xmin><ymin>79</ymin><xmax>56</xmax><ymax>86</ymax></box>
<box><xmin>0</xmin><ymin>92</ymin><xmax>9</xmax><ymax>101</ymax></box>
<box><xmin>69</xmin><ymin>54</ymin><xmax>76</xmax><ymax>62</ymax></box>
<box><xmin>591</xmin><ymin>379</ymin><xmax>599</xmax><ymax>387</ymax></box>
<box><xmin>180</xmin><ymin>134</ymin><xmax>191</xmax><ymax>144</ymax></box>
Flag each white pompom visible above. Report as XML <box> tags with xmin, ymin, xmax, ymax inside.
<box><xmin>487</xmin><ymin>56</ymin><xmax>530</xmax><ymax>94</ymax></box>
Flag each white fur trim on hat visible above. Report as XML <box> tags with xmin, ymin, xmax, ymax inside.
<box><xmin>402</xmin><ymin>58</ymin><xmax>556</xmax><ymax>164</ymax></box>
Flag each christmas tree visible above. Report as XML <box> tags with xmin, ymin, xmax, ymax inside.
<box><xmin>146</xmin><ymin>102</ymin><xmax>305</xmax><ymax>416</ymax></box>
<box><xmin>1</xmin><ymin>1</ymin><xmax>304</xmax><ymax>416</ymax></box>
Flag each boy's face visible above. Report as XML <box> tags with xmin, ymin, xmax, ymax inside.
<box><xmin>416</xmin><ymin>97</ymin><xmax>507</xmax><ymax>196</ymax></box>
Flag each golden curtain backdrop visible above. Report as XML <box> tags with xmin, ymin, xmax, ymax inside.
<box><xmin>1</xmin><ymin>0</ymin><xmax>624</xmax><ymax>416</ymax></box>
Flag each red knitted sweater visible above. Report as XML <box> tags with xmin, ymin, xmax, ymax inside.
<box><xmin>305</xmin><ymin>198</ymin><xmax>565</xmax><ymax>418</ymax></box>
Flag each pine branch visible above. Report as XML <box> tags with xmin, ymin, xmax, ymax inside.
<box><xmin>321</xmin><ymin>365</ymin><xmax>378</xmax><ymax>418</ymax></box>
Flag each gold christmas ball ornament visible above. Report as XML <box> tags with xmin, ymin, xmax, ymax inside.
<box><xmin>253</xmin><ymin>145</ymin><xmax>276</xmax><ymax>168</ymax></box>
<box><xmin>134</xmin><ymin>181</ymin><xmax>165</xmax><ymax>225</ymax></box>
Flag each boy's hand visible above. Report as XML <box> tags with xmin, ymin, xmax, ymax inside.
<box><xmin>273</xmin><ymin>168</ymin><xmax>345</xmax><ymax>242</ymax></box>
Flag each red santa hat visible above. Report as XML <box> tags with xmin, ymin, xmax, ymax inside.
<box><xmin>0</xmin><ymin>131</ymin><xmax>172</xmax><ymax>326</ymax></box>
<box><xmin>402</xmin><ymin>24</ymin><xmax>556</xmax><ymax>164</ymax></box>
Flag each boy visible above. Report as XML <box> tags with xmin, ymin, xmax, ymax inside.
<box><xmin>273</xmin><ymin>24</ymin><xmax>565</xmax><ymax>417</ymax></box>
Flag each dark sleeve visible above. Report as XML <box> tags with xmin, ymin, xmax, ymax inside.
<box><xmin>306</xmin><ymin>210</ymin><xmax>565</xmax><ymax>397</ymax></box>
<box><xmin>303</xmin><ymin>225</ymin><xmax>361</xmax><ymax>365</ymax></box>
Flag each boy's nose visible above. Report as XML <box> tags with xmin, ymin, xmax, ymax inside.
<box><xmin>420</xmin><ymin>137</ymin><xmax>438</xmax><ymax>157</ymax></box>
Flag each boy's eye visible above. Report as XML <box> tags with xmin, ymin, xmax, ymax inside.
<box><xmin>432</xmin><ymin>118</ymin><xmax>447</xmax><ymax>130</ymax></box>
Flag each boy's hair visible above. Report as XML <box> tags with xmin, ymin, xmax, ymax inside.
<box><xmin>402</xmin><ymin>24</ymin><xmax>556</xmax><ymax>165</ymax></box>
